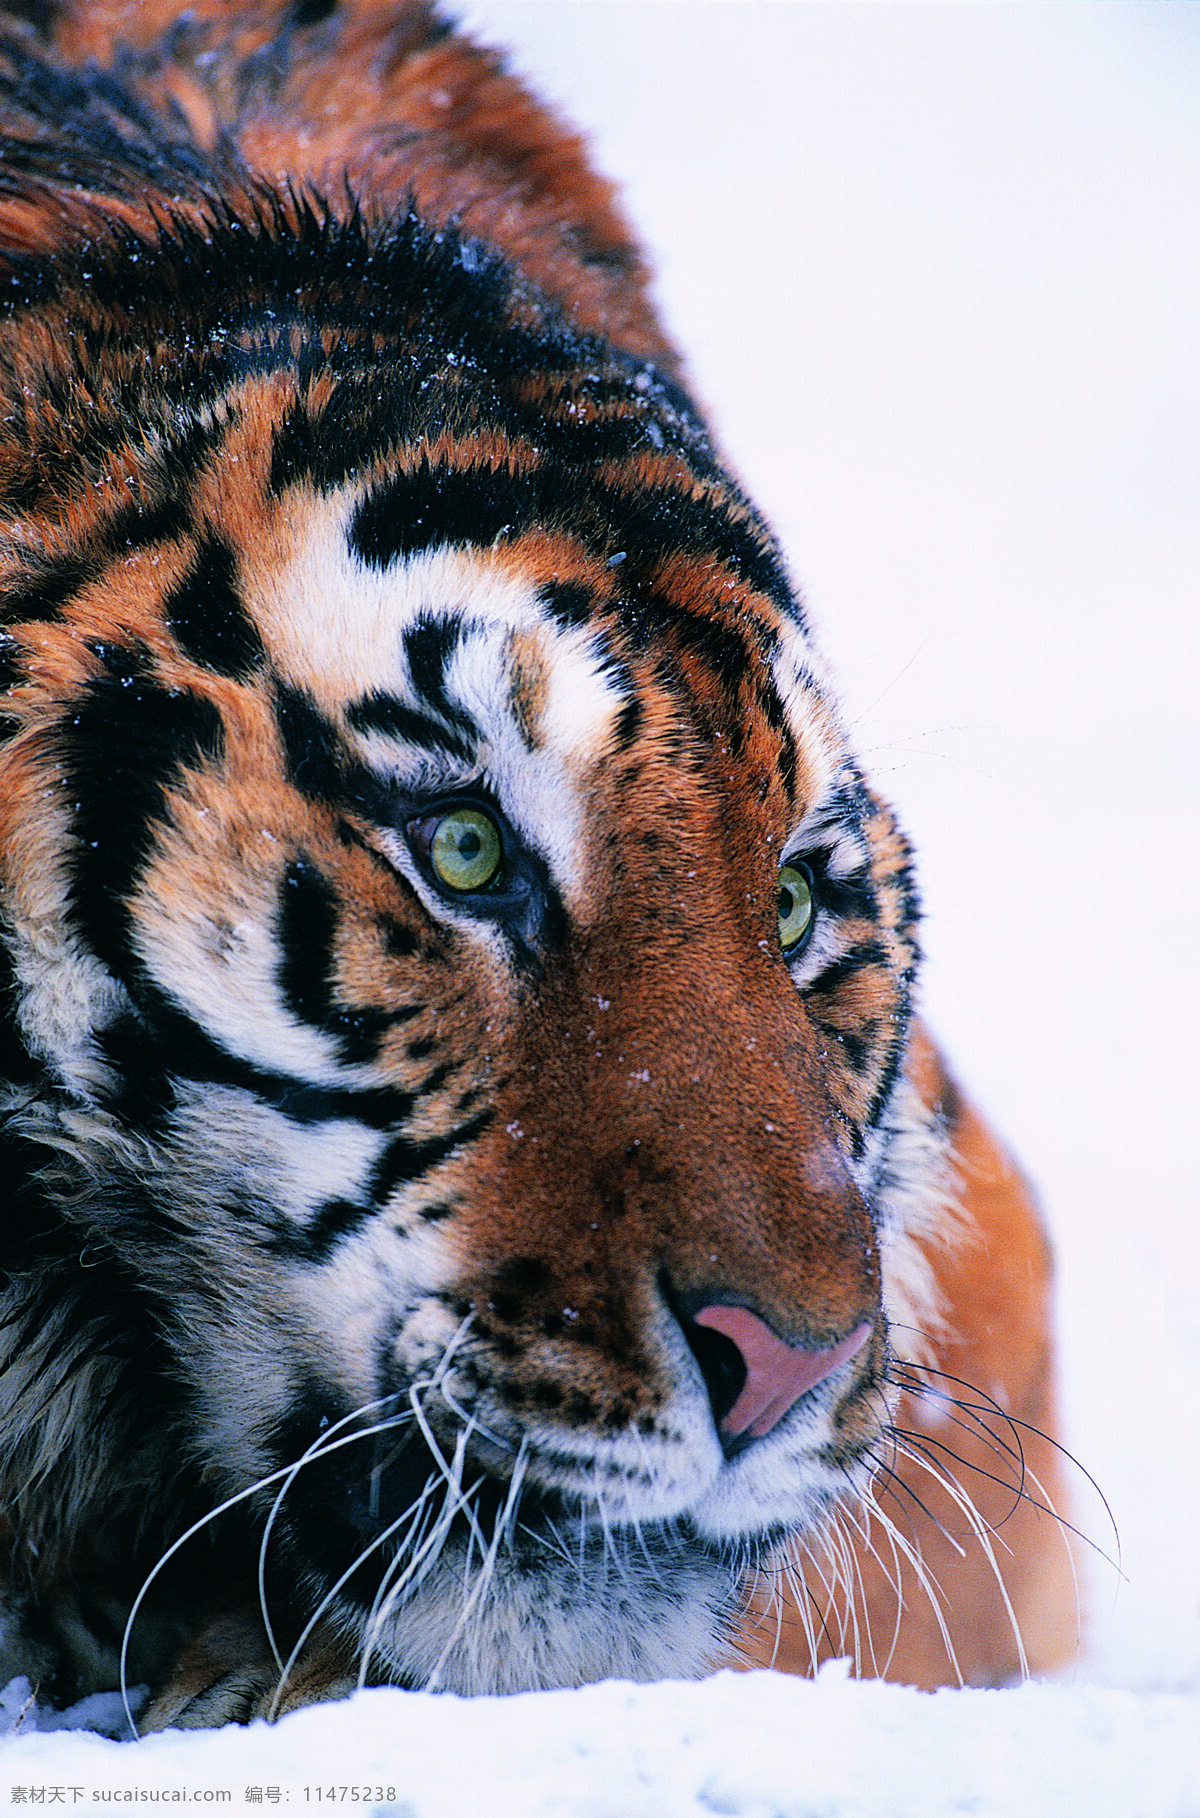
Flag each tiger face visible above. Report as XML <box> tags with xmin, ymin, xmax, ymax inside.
<box><xmin>0</xmin><ymin>2</ymin><xmax>1062</xmax><ymax>1725</ymax></box>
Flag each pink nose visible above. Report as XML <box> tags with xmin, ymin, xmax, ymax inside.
<box><xmin>693</xmin><ymin>1306</ymin><xmax>872</xmax><ymax>1439</ymax></box>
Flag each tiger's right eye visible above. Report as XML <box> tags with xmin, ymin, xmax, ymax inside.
<box><xmin>428</xmin><ymin>806</ymin><xmax>505</xmax><ymax>894</ymax></box>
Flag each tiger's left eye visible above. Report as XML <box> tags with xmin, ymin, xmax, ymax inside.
<box><xmin>778</xmin><ymin>862</ymin><xmax>814</xmax><ymax>954</ymax></box>
<box><xmin>429</xmin><ymin>807</ymin><xmax>505</xmax><ymax>893</ymax></box>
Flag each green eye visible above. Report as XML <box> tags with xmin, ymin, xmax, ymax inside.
<box><xmin>778</xmin><ymin>862</ymin><xmax>814</xmax><ymax>954</ymax></box>
<box><xmin>429</xmin><ymin>807</ymin><xmax>504</xmax><ymax>893</ymax></box>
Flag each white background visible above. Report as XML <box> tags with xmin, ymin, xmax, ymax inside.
<box><xmin>6</xmin><ymin>3</ymin><xmax>1199</xmax><ymax>1809</ymax></box>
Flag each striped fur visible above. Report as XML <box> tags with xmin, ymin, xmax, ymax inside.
<box><xmin>0</xmin><ymin>2</ymin><xmax>1073</xmax><ymax>1727</ymax></box>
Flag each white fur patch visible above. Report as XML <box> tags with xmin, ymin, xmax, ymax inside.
<box><xmin>133</xmin><ymin>885</ymin><xmax>362</xmax><ymax>1086</ymax></box>
<box><xmin>770</xmin><ymin>622</ymin><xmax>844</xmax><ymax>804</ymax></box>
<box><xmin>167</xmin><ymin>1087</ymin><xmax>385</xmax><ymax>1228</ymax></box>
<box><xmin>248</xmin><ymin>495</ymin><xmax>629</xmax><ymax>907</ymax></box>
<box><xmin>874</xmin><ymin>1069</ymin><xmax>966</xmax><ymax>1370</ymax></box>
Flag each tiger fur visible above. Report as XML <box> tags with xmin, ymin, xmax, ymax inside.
<box><xmin>0</xmin><ymin>0</ymin><xmax>1076</xmax><ymax>1730</ymax></box>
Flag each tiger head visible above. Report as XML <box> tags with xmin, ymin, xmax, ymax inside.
<box><xmin>0</xmin><ymin>6</ymin><xmax>936</xmax><ymax>1708</ymax></box>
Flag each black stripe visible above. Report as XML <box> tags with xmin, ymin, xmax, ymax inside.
<box><xmin>0</xmin><ymin>189</ymin><xmax>515</xmax><ymax>379</ymax></box>
<box><xmin>275</xmin><ymin>682</ymin><xmax>348</xmax><ymax>801</ymax></box>
<box><xmin>402</xmin><ymin>617</ymin><xmax>476</xmax><ymax>740</ymax></box>
<box><xmin>106</xmin><ymin>496</ymin><xmax>192</xmax><ymax>551</ymax></box>
<box><xmin>530</xmin><ymin>406</ymin><xmax>662</xmax><ymax>468</ymax></box>
<box><xmin>164</xmin><ymin>537</ymin><xmax>265</xmax><ymax>679</ymax></box>
<box><xmin>863</xmin><ymin>1022</ymin><xmax>909</xmax><ymax>1135</ymax></box>
<box><xmin>287</xmin><ymin>1197</ymin><xmax>369</xmax><ymax>1260</ymax></box>
<box><xmin>350</xmin><ymin>459</ymin><xmax>545</xmax><ymax>568</ymax></box>
<box><xmin>97</xmin><ymin>990</ymin><xmax>418</xmax><ymax>1135</ymax></box>
<box><xmin>894</xmin><ymin>862</ymin><xmax>922</xmax><ymax>952</ymax></box>
<box><xmin>538</xmin><ymin>582</ymin><xmax>595</xmax><ymax>629</ymax></box>
<box><xmin>86</xmin><ymin>639</ymin><xmax>148</xmax><ymax>682</ymax></box>
<box><xmin>1</xmin><ymin>504</ymin><xmax>187</xmax><ymax>629</ymax></box>
<box><xmin>780</xmin><ymin>736</ymin><xmax>798</xmax><ymax>804</ymax></box>
<box><xmin>268</xmin><ymin>347</ymin><xmax>709</xmax><ymax>500</ymax></box>
<box><xmin>349</xmin><ymin>455</ymin><xmax>795</xmax><ymax>617</ymax></box>
<box><xmin>805</xmin><ymin>940</ymin><xmax>891</xmax><ymax>1000</ymax></box>
<box><xmin>0</xmin><ymin>154</ymin><xmax>712</xmax><ymax>517</ymax></box>
<box><xmin>661</xmin><ymin>604</ymin><xmax>759</xmax><ymax>687</ymax></box>
<box><xmin>0</xmin><ymin>627</ymin><xmax>20</xmax><ymax>690</ymax></box>
<box><xmin>275</xmin><ymin>1107</ymin><xmax>493</xmax><ymax>1261</ymax></box>
<box><xmin>0</xmin><ymin>37</ymin><xmax>214</xmax><ymax>206</ymax></box>
<box><xmin>278</xmin><ymin>855</ymin><xmax>419</xmax><ymax>1065</ymax></box>
<box><xmin>415</xmin><ymin>1199</ymin><xmax>460</xmax><ymax>1223</ymax></box>
<box><xmin>269</xmin><ymin>371</ymin><xmax>426</xmax><ymax>495</ymax></box>
<box><xmin>1</xmin><ymin>556</ymin><xmax>96</xmax><ymax>624</ymax></box>
<box><xmin>801</xmin><ymin>854</ymin><xmax>878</xmax><ymax>925</ymax></box>
<box><xmin>95</xmin><ymin>1008</ymin><xmax>181</xmax><ymax>1134</ymax></box>
<box><xmin>500</xmin><ymin>363</ymin><xmax>717</xmax><ymax>476</ymax></box>
<box><xmin>418</xmin><ymin>1058</ymin><xmax>457</xmax><ymax>1098</ymax></box>
<box><xmin>368</xmin><ymin>1110</ymin><xmax>494</xmax><ymax>1210</ymax></box>
<box><xmin>624</xmin><ymin>599</ymin><xmax>766</xmax><ymax>755</ymax></box>
<box><xmin>809</xmin><ymin>1016</ymin><xmax>873</xmax><ymax>1077</ymax></box>
<box><xmin>346</xmin><ymin>691</ymin><xmax>475</xmax><ymax>765</ymax></box>
<box><xmin>593</xmin><ymin>480</ymin><xmax>795</xmax><ymax>620</ymax></box>
<box><xmin>274</xmin><ymin>684</ymin><xmax>407</xmax><ymax>828</ymax></box>
<box><xmin>57</xmin><ymin>676</ymin><xmax>225</xmax><ymax>977</ymax></box>
<box><xmin>752</xmin><ymin>671</ymin><xmax>798</xmax><ymax>801</ymax></box>
<box><xmin>614</xmin><ymin>691</ymin><xmax>643</xmax><ymax>749</ymax></box>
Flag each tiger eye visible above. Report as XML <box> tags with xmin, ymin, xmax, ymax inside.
<box><xmin>778</xmin><ymin>863</ymin><xmax>814</xmax><ymax>954</ymax></box>
<box><xmin>430</xmin><ymin>807</ymin><xmax>504</xmax><ymax>893</ymax></box>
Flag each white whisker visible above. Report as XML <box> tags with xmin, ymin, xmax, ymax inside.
<box><xmin>425</xmin><ymin>1439</ymin><xmax>530</xmax><ymax>1692</ymax></box>
<box><xmin>256</xmin><ymin>1396</ymin><xmax>411</xmax><ymax>1675</ymax></box>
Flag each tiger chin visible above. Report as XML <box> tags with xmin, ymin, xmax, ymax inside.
<box><xmin>0</xmin><ymin>0</ymin><xmax>1077</xmax><ymax>1734</ymax></box>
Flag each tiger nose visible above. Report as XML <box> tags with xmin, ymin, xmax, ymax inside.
<box><xmin>690</xmin><ymin>1305</ymin><xmax>873</xmax><ymax>1439</ymax></box>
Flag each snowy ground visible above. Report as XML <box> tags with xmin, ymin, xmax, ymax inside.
<box><xmin>4</xmin><ymin>3</ymin><xmax>1198</xmax><ymax>1812</ymax></box>
<box><xmin>3</xmin><ymin>1671</ymin><xmax>1199</xmax><ymax>1818</ymax></box>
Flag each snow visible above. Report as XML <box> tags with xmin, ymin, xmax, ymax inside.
<box><xmin>4</xmin><ymin>3</ymin><xmax>1198</xmax><ymax>1812</ymax></box>
<box><xmin>3</xmin><ymin>1671</ymin><xmax>1200</xmax><ymax>1818</ymax></box>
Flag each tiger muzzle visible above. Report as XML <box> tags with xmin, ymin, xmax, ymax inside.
<box><xmin>453</xmin><ymin>932</ymin><xmax>884</xmax><ymax>1453</ymax></box>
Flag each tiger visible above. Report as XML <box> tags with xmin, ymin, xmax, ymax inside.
<box><xmin>0</xmin><ymin>0</ymin><xmax>1077</xmax><ymax>1732</ymax></box>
